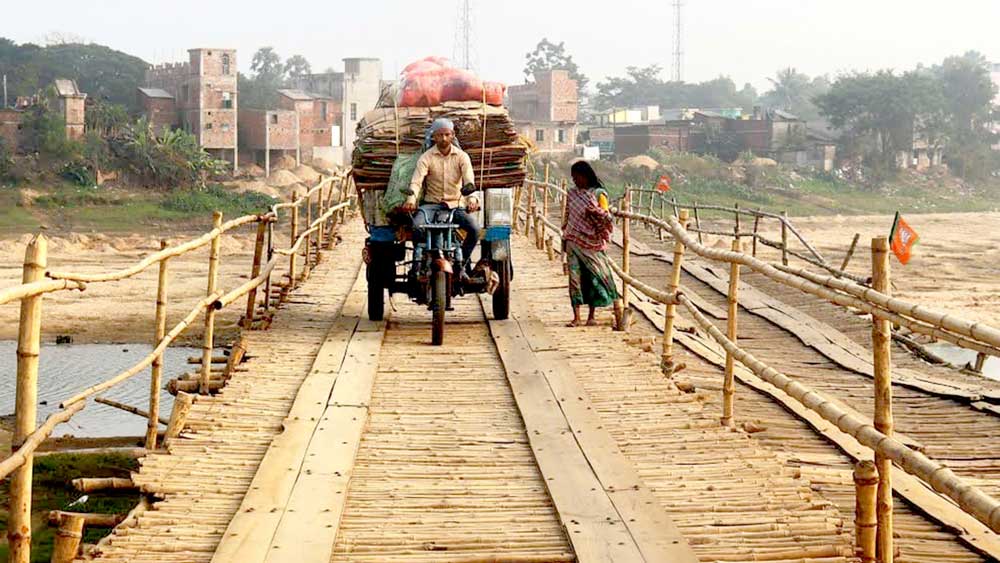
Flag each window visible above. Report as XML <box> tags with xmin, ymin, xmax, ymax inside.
<box><xmin>270</xmin><ymin>114</ymin><xmax>279</xmax><ymax>125</ymax></box>
<box><xmin>205</xmin><ymin>123</ymin><xmax>213</xmax><ymax>130</ymax></box>
<box><xmin>350</xmin><ymin>103</ymin><xmax>357</xmax><ymax>121</ymax></box>
<box><xmin>222</xmin><ymin>92</ymin><xmax>232</xmax><ymax>109</ymax></box>
<box><xmin>557</xmin><ymin>129</ymin><xmax>566</xmax><ymax>143</ymax></box>
<box><xmin>535</xmin><ymin>129</ymin><xmax>545</xmax><ymax>142</ymax></box>
<box><xmin>321</xmin><ymin>102</ymin><xmax>328</xmax><ymax>121</ymax></box>
<box><xmin>222</xmin><ymin>54</ymin><xmax>231</xmax><ymax>75</ymax></box>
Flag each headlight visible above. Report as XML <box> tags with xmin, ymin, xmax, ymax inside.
<box><xmin>485</xmin><ymin>188</ymin><xmax>512</xmax><ymax>226</ymax></box>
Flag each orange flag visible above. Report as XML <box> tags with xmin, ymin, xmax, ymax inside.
<box><xmin>889</xmin><ymin>212</ymin><xmax>919</xmax><ymax>265</ymax></box>
<box><xmin>656</xmin><ymin>175</ymin><xmax>671</xmax><ymax>192</ymax></box>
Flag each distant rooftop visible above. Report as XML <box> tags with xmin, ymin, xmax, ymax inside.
<box><xmin>54</xmin><ymin>79</ymin><xmax>84</xmax><ymax>98</ymax></box>
<box><xmin>138</xmin><ymin>87</ymin><xmax>174</xmax><ymax>99</ymax></box>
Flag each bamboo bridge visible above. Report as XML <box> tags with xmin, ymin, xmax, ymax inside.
<box><xmin>3</xmin><ymin>173</ymin><xmax>1000</xmax><ymax>563</ymax></box>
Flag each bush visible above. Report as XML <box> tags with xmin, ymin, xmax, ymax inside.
<box><xmin>111</xmin><ymin>119</ymin><xmax>228</xmax><ymax>188</ymax></box>
<box><xmin>0</xmin><ymin>138</ymin><xmax>12</xmax><ymax>180</ymax></box>
<box><xmin>162</xmin><ymin>184</ymin><xmax>277</xmax><ymax>215</ymax></box>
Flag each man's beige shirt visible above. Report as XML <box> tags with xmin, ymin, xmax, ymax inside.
<box><xmin>407</xmin><ymin>145</ymin><xmax>475</xmax><ymax>208</ymax></box>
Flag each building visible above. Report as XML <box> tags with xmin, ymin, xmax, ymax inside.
<box><xmin>508</xmin><ymin>70</ymin><xmax>579</xmax><ymax>154</ymax></box>
<box><xmin>238</xmin><ymin>109</ymin><xmax>299</xmax><ymax>175</ymax></box>
<box><xmin>612</xmin><ymin>121</ymin><xmax>692</xmax><ymax>157</ymax></box>
<box><xmin>137</xmin><ymin>88</ymin><xmax>178</xmax><ymax>135</ymax></box>
<box><xmin>144</xmin><ymin>48</ymin><xmax>239</xmax><ymax>171</ymax></box>
<box><xmin>277</xmin><ymin>89</ymin><xmax>340</xmax><ymax>163</ymax></box>
<box><xmin>52</xmin><ymin>79</ymin><xmax>86</xmax><ymax>140</ymax></box>
<box><xmin>291</xmin><ymin>58</ymin><xmax>383</xmax><ymax>162</ymax></box>
<box><xmin>0</xmin><ymin>109</ymin><xmax>21</xmax><ymax>151</ymax></box>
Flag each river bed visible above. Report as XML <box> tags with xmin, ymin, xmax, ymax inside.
<box><xmin>0</xmin><ymin>342</ymin><xmax>199</xmax><ymax>437</ymax></box>
<box><xmin>925</xmin><ymin>342</ymin><xmax>1000</xmax><ymax>382</ymax></box>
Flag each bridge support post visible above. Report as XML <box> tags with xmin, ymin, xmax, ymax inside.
<box><xmin>147</xmin><ymin>240</ymin><xmax>169</xmax><ymax>450</ymax></box>
<box><xmin>200</xmin><ymin>211</ymin><xmax>222</xmax><ymax>395</ymax></box>
<box><xmin>781</xmin><ymin>211</ymin><xmax>789</xmax><ymax>266</ymax></box>
<box><xmin>617</xmin><ymin>187</ymin><xmax>632</xmax><ymax>332</ymax></box>
<box><xmin>871</xmin><ymin>236</ymin><xmax>894</xmax><ymax>563</ymax></box>
<box><xmin>512</xmin><ymin>185</ymin><xmax>522</xmax><ymax>232</ymax></box>
<box><xmin>289</xmin><ymin>193</ymin><xmax>299</xmax><ymax>288</ymax></box>
<box><xmin>854</xmin><ymin>460</ymin><xmax>878</xmax><ymax>563</ymax></box>
<box><xmin>525</xmin><ymin>183</ymin><xmax>535</xmax><ymax>238</ymax></box>
<box><xmin>842</xmin><ymin>233</ymin><xmax>861</xmax><ymax>272</ymax></box>
<box><xmin>721</xmin><ymin>236</ymin><xmax>741</xmax><ymax>427</ymax></box>
<box><xmin>263</xmin><ymin>220</ymin><xmax>274</xmax><ymax>316</ymax></box>
<box><xmin>303</xmin><ymin>190</ymin><xmax>313</xmax><ymax>278</ymax></box>
<box><xmin>662</xmin><ymin>210</ymin><xmax>688</xmax><ymax>374</ymax></box>
<box><xmin>50</xmin><ymin>513</ymin><xmax>84</xmax><ymax>563</ymax></box>
<box><xmin>752</xmin><ymin>210</ymin><xmax>761</xmax><ymax>257</ymax></box>
<box><xmin>542</xmin><ymin>178</ymin><xmax>550</xmax><ymax>221</ymax></box>
<box><xmin>560</xmin><ymin>180</ymin><xmax>569</xmax><ymax>275</ymax></box>
<box><xmin>9</xmin><ymin>234</ymin><xmax>46</xmax><ymax>563</ymax></box>
<box><xmin>658</xmin><ymin>196</ymin><xmax>666</xmax><ymax>241</ymax></box>
<box><xmin>693</xmin><ymin>201</ymin><xmax>703</xmax><ymax>244</ymax></box>
<box><xmin>317</xmin><ymin>183</ymin><xmax>326</xmax><ymax>255</ymax></box>
<box><xmin>244</xmin><ymin>220</ymin><xmax>268</xmax><ymax>329</ymax></box>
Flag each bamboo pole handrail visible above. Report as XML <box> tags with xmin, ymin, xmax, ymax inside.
<box><xmin>756</xmin><ymin>235</ymin><xmax>870</xmax><ymax>284</ymax></box>
<box><xmin>607</xmin><ymin>260</ymin><xmax>678</xmax><ymax>306</ymax></box>
<box><xmin>213</xmin><ymin>254</ymin><xmax>281</xmax><ymax>310</ymax></box>
<box><xmin>46</xmin><ymin>214</ymin><xmax>263</xmax><ymax>283</ymax></box>
<box><xmin>272</xmin><ymin>202</ymin><xmax>346</xmax><ymax>257</ymax></box>
<box><xmin>0</xmin><ymin>279</ymin><xmax>86</xmax><ymax>306</ymax></box>
<box><xmin>59</xmin><ymin>291</ymin><xmax>222</xmax><ymax>408</ymax></box>
<box><xmin>616</xmin><ymin>209</ymin><xmax>1000</xmax><ymax>352</ymax></box>
<box><xmin>675</xmin><ymin>293</ymin><xmax>1000</xmax><ymax>533</ymax></box>
<box><xmin>0</xmin><ymin>401</ymin><xmax>85</xmax><ymax>480</ymax></box>
<box><xmin>773</xmin><ymin>263</ymin><xmax>1000</xmax><ymax>355</ymax></box>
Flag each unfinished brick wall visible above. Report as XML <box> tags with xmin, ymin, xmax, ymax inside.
<box><xmin>141</xmin><ymin>96</ymin><xmax>179</xmax><ymax>134</ymax></box>
<box><xmin>61</xmin><ymin>96</ymin><xmax>86</xmax><ymax>140</ymax></box>
<box><xmin>0</xmin><ymin>109</ymin><xmax>22</xmax><ymax>152</ymax></box>
<box><xmin>239</xmin><ymin>109</ymin><xmax>298</xmax><ymax>150</ymax></box>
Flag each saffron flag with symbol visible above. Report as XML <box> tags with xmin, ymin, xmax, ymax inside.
<box><xmin>889</xmin><ymin>212</ymin><xmax>919</xmax><ymax>265</ymax></box>
<box><xmin>656</xmin><ymin>175</ymin><xmax>671</xmax><ymax>192</ymax></box>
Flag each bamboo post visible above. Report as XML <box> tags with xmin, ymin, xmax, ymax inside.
<box><xmin>721</xmin><ymin>237</ymin><xmax>741</xmax><ymax>427</ymax></box>
<box><xmin>842</xmin><ymin>233</ymin><xmax>861</xmax><ymax>271</ymax></box>
<box><xmin>200</xmin><ymin>211</ymin><xmax>222</xmax><ymax>396</ymax></box>
<box><xmin>658</xmin><ymin>196</ymin><xmax>666</xmax><ymax>241</ymax></box>
<box><xmin>9</xmin><ymin>234</ymin><xmax>46</xmax><ymax>563</ymax></box>
<box><xmin>560</xmin><ymin>179</ymin><xmax>568</xmax><ymax>224</ymax></box>
<box><xmin>662</xmin><ymin>210</ymin><xmax>688</xmax><ymax>373</ymax></box>
<box><xmin>619</xmin><ymin>189</ymin><xmax>632</xmax><ymax>332</ymax></box>
<box><xmin>512</xmin><ymin>185</ymin><xmax>522</xmax><ymax>231</ymax></box>
<box><xmin>734</xmin><ymin>203</ymin><xmax>741</xmax><ymax>236</ymax></box>
<box><xmin>146</xmin><ymin>240</ymin><xmax>169</xmax><ymax>450</ymax></box>
<box><xmin>163</xmin><ymin>392</ymin><xmax>194</xmax><ymax>447</ymax></box>
<box><xmin>243</xmin><ymin>219</ymin><xmax>267</xmax><ymax>329</ymax></box>
<box><xmin>542</xmin><ymin>181</ymin><xmax>550</xmax><ymax>221</ymax></box>
<box><xmin>646</xmin><ymin>191</ymin><xmax>655</xmax><ymax>230</ymax></box>
<box><xmin>545</xmin><ymin>237</ymin><xmax>555</xmax><ymax>261</ymax></box>
<box><xmin>289</xmin><ymin>193</ymin><xmax>299</xmax><ymax>285</ymax></box>
<box><xmin>752</xmin><ymin>210</ymin><xmax>761</xmax><ymax>257</ymax></box>
<box><xmin>525</xmin><ymin>183</ymin><xmax>535</xmax><ymax>237</ymax></box>
<box><xmin>303</xmin><ymin>190</ymin><xmax>313</xmax><ymax>277</ymax></box>
<box><xmin>780</xmin><ymin>211</ymin><xmax>789</xmax><ymax>266</ymax></box>
<box><xmin>50</xmin><ymin>513</ymin><xmax>84</xmax><ymax>563</ymax></box>
<box><xmin>871</xmin><ymin>236</ymin><xmax>894</xmax><ymax>563</ymax></box>
<box><xmin>317</xmin><ymin>183</ymin><xmax>326</xmax><ymax>252</ymax></box>
<box><xmin>693</xmin><ymin>201</ymin><xmax>703</xmax><ymax>244</ymax></box>
<box><xmin>671</xmin><ymin>196</ymin><xmax>679</xmax><ymax>219</ymax></box>
<box><xmin>263</xmin><ymin>220</ymin><xmax>274</xmax><ymax>315</ymax></box>
<box><xmin>854</xmin><ymin>460</ymin><xmax>878</xmax><ymax>563</ymax></box>
<box><xmin>974</xmin><ymin>352</ymin><xmax>987</xmax><ymax>373</ymax></box>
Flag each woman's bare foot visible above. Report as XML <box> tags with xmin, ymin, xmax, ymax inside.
<box><xmin>566</xmin><ymin>319</ymin><xmax>583</xmax><ymax>327</ymax></box>
<box><xmin>585</xmin><ymin>318</ymin><xmax>598</xmax><ymax>326</ymax></box>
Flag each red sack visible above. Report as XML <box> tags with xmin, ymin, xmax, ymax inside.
<box><xmin>403</xmin><ymin>56</ymin><xmax>449</xmax><ymax>74</ymax></box>
<box><xmin>398</xmin><ymin>57</ymin><xmax>506</xmax><ymax>107</ymax></box>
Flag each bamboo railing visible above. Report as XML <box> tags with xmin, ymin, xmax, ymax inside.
<box><xmin>0</xmin><ymin>172</ymin><xmax>355</xmax><ymax>563</ymax></box>
<box><xmin>518</xmin><ymin>177</ymin><xmax>1000</xmax><ymax>560</ymax></box>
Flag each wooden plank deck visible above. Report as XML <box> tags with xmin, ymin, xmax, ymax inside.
<box><xmin>83</xmin><ymin>220</ymin><xmax>366</xmax><ymax>562</ymax></box>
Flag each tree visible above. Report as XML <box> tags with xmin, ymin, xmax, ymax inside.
<box><xmin>594</xmin><ymin>66</ymin><xmax>755</xmax><ymax>112</ymax></box>
<box><xmin>523</xmin><ymin>38</ymin><xmax>588</xmax><ymax>96</ymax></box>
<box><xmin>284</xmin><ymin>55</ymin><xmax>312</xmax><ymax>79</ymax></box>
<box><xmin>251</xmin><ymin>47</ymin><xmax>284</xmax><ymax>78</ymax></box>
<box><xmin>932</xmin><ymin>51</ymin><xmax>998</xmax><ymax>178</ymax></box>
<box><xmin>760</xmin><ymin>68</ymin><xmax>830</xmax><ymax>121</ymax></box>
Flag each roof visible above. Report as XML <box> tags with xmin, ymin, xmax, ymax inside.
<box><xmin>806</xmin><ymin>126</ymin><xmax>838</xmax><ymax>143</ymax></box>
<box><xmin>53</xmin><ymin>79</ymin><xmax>83</xmax><ymax>97</ymax></box>
<box><xmin>137</xmin><ymin>87</ymin><xmax>174</xmax><ymax>99</ymax></box>
<box><xmin>770</xmin><ymin>109</ymin><xmax>801</xmax><ymax>121</ymax></box>
<box><xmin>277</xmin><ymin>89</ymin><xmax>314</xmax><ymax>101</ymax></box>
<box><xmin>694</xmin><ymin>110</ymin><xmax>728</xmax><ymax>119</ymax></box>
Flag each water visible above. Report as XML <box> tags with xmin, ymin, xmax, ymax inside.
<box><xmin>0</xmin><ymin>342</ymin><xmax>200</xmax><ymax>437</ymax></box>
<box><xmin>925</xmin><ymin>342</ymin><xmax>1000</xmax><ymax>382</ymax></box>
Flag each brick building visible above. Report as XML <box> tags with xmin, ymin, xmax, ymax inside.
<box><xmin>0</xmin><ymin>79</ymin><xmax>87</xmax><ymax>153</ymax></box>
<box><xmin>144</xmin><ymin>48</ymin><xmax>238</xmax><ymax>171</ymax></box>
<box><xmin>238</xmin><ymin>109</ymin><xmax>299</xmax><ymax>175</ymax></box>
<box><xmin>277</xmin><ymin>89</ymin><xmax>340</xmax><ymax>162</ymax></box>
<box><xmin>137</xmin><ymin>88</ymin><xmax>179</xmax><ymax>134</ymax></box>
<box><xmin>53</xmin><ymin>79</ymin><xmax>86</xmax><ymax>140</ymax></box>
<box><xmin>291</xmin><ymin>58</ymin><xmax>383</xmax><ymax>164</ymax></box>
<box><xmin>508</xmin><ymin>70</ymin><xmax>578</xmax><ymax>154</ymax></box>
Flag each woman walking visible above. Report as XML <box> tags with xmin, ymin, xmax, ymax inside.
<box><xmin>562</xmin><ymin>161</ymin><xmax>621</xmax><ymax>327</ymax></box>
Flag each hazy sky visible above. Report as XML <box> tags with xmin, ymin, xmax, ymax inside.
<box><xmin>6</xmin><ymin>0</ymin><xmax>1000</xmax><ymax>91</ymax></box>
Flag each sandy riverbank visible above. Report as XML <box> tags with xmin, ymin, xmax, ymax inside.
<box><xmin>0</xmin><ymin>230</ymin><xmax>273</xmax><ymax>344</ymax></box>
<box><xmin>730</xmin><ymin>211</ymin><xmax>1000</xmax><ymax>327</ymax></box>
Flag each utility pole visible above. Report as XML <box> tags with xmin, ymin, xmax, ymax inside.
<box><xmin>672</xmin><ymin>0</ymin><xmax>684</xmax><ymax>83</ymax></box>
<box><xmin>3</xmin><ymin>74</ymin><xmax>7</xmax><ymax>108</ymax></box>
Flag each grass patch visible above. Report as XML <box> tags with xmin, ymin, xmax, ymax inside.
<box><xmin>32</xmin><ymin>185</ymin><xmax>123</xmax><ymax>209</ymax></box>
<box><xmin>162</xmin><ymin>184</ymin><xmax>277</xmax><ymax>216</ymax></box>
<box><xmin>0</xmin><ymin>453</ymin><xmax>139</xmax><ymax>562</ymax></box>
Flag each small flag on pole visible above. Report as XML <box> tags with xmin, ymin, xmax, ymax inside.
<box><xmin>889</xmin><ymin>212</ymin><xmax>919</xmax><ymax>265</ymax></box>
<box><xmin>656</xmin><ymin>174</ymin><xmax>671</xmax><ymax>192</ymax></box>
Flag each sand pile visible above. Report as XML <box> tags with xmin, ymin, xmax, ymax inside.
<box><xmin>267</xmin><ymin>169</ymin><xmax>303</xmax><ymax>188</ymax></box>
<box><xmin>311</xmin><ymin>158</ymin><xmax>339</xmax><ymax>175</ymax></box>
<box><xmin>622</xmin><ymin>155</ymin><xmax>659</xmax><ymax>170</ymax></box>
<box><xmin>229</xmin><ymin>180</ymin><xmax>281</xmax><ymax>199</ymax></box>
<box><xmin>292</xmin><ymin>164</ymin><xmax>321</xmax><ymax>185</ymax></box>
<box><xmin>242</xmin><ymin>164</ymin><xmax>266</xmax><ymax>178</ymax></box>
<box><xmin>274</xmin><ymin>155</ymin><xmax>297</xmax><ymax>170</ymax></box>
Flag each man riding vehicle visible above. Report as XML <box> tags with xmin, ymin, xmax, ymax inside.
<box><xmin>401</xmin><ymin>118</ymin><xmax>481</xmax><ymax>281</ymax></box>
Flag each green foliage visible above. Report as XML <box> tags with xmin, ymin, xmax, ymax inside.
<box><xmin>162</xmin><ymin>184</ymin><xmax>277</xmax><ymax>215</ymax></box>
<box><xmin>19</xmin><ymin>99</ymin><xmax>82</xmax><ymax>160</ymax></box>
<box><xmin>0</xmin><ymin>37</ymin><xmax>148</xmax><ymax>110</ymax></box>
<box><xmin>760</xmin><ymin>68</ymin><xmax>830</xmax><ymax>121</ymax></box>
<box><xmin>0</xmin><ymin>137</ymin><xmax>12</xmax><ymax>179</ymax></box>
<box><xmin>85</xmin><ymin>100</ymin><xmax>131</xmax><ymax>137</ymax></box>
<box><xmin>284</xmin><ymin>54</ymin><xmax>312</xmax><ymax>79</ymax></box>
<box><xmin>524</xmin><ymin>38</ymin><xmax>589</xmax><ymax>96</ymax></box>
<box><xmin>111</xmin><ymin>119</ymin><xmax>227</xmax><ymax>187</ymax></box>
<box><xmin>594</xmin><ymin>66</ymin><xmax>756</xmax><ymax>112</ymax></box>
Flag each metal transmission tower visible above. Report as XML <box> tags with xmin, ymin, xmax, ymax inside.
<box><xmin>672</xmin><ymin>0</ymin><xmax>684</xmax><ymax>82</ymax></box>
<box><xmin>453</xmin><ymin>0</ymin><xmax>476</xmax><ymax>71</ymax></box>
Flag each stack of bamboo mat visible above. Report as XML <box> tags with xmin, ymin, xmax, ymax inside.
<box><xmin>352</xmin><ymin>101</ymin><xmax>528</xmax><ymax>193</ymax></box>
